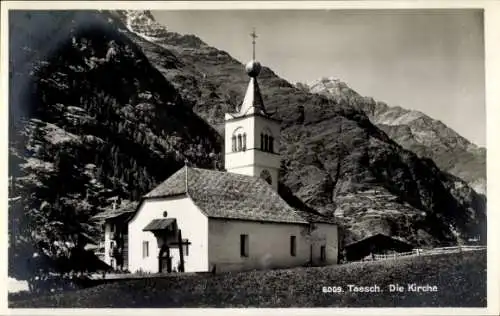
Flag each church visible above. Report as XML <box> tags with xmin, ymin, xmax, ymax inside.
<box><xmin>93</xmin><ymin>34</ymin><xmax>339</xmax><ymax>273</ymax></box>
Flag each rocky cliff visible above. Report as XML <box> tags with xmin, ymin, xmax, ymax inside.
<box><xmin>305</xmin><ymin>77</ymin><xmax>486</xmax><ymax>195</ymax></box>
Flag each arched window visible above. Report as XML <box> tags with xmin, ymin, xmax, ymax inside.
<box><xmin>232</xmin><ymin>127</ymin><xmax>246</xmax><ymax>152</ymax></box>
<box><xmin>232</xmin><ymin>136</ymin><xmax>237</xmax><ymax>152</ymax></box>
<box><xmin>260</xmin><ymin>169</ymin><xmax>273</xmax><ymax>185</ymax></box>
<box><xmin>237</xmin><ymin>134</ymin><xmax>242</xmax><ymax>151</ymax></box>
<box><xmin>260</xmin><ymin>128</ymin><xmax>274</xmax><ymax>153</ymax></box>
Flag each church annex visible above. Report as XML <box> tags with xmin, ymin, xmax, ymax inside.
<box><xmin>93</xmin><ymin>31</ymin><xmax>338</xmax><ymax>273</ymax></box>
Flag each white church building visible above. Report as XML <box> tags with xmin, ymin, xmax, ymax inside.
<box><xmin>93</xmin><ymin>39</ymin><xmax>338</xmax><ymax>274</ymax></box>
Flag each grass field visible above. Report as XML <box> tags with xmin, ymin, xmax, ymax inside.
<box><xmin>10</xmin><ymin>250</ymin><xmax>486</xmax><ymax>308</ymax></box>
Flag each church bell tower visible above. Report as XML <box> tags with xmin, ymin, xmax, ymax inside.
<box><xmin>224</xmin><ymin>29</ymin><xmax>281</xmax><ymax>191</ymax></box>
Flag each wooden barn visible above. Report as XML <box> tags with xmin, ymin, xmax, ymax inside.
<box><xmin>343</xmin><ymin>233</ymin><xmax>414</xmax><ymax>262</ymax></box>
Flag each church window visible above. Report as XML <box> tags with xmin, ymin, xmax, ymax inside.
<box><xmin>240</xmin><ymin>234</ymin><xmax>249</xmax><ymax>257</ymax></box>
<box><xmin>142</xmin><ymin>241</ymin><xmax>149</xmax><ymax>258</ymax></box>
<box><xmin>260</xmin><ymin>169</ymin><xmax>272</xmax><ymax>185</ymax></box>
<box><xmin>237</xmin><ymin>134</ymin><xmax>243</xmax><ymax>151</ymax></box>
<box><xmin>260</xmin><ymin>129</ymin><xmax>274</xmax><ymax>153</ymax></box>
<box><xmin>290</xmin><ymin>236</ymin><xmax>297</xmax><ymax>257</ymax></box>
<box><xmin>232</xmin><ymin>127</ymin><xmax>246</xmax><ymax>152</ymax></box>
<box><xmin>232</xmin><ymin>136</ymin><xmax>237</xmax><ymax>152</ymax></box>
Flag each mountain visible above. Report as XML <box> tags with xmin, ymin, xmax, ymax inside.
<box><xmin>8</xmin><ymin>9</ymin><xmax>486</xmax><ymax>281</ymax></box>
<box><xmin>305</xmin><ymin>77</ymin><xmax>487</xmax><ymax>195</ymax></box>
<box><xmin>110</xmin><ymin>10</ymin><xmax>486</xmax><ymax>246</ymax></box>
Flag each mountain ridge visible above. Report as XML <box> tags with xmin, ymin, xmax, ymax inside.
<box><xmin>303</xmin><ymin>77</ymin><xmax>486</xmax><ymax>195</ymax></box>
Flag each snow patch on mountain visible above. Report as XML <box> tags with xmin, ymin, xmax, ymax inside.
<box><xmin>470</xmin><ymin>179</ymin><xmax>486</xmax><ymax>195</ymax></box>
<box><xmin>372</xmin><ymin>109</ymin><xmax>425</xmax><ymax>126</ymax></box>
<box><xmin>308</xmin><ymin>77</ymin><xmax>360</xmax><ymax>99</ymax></box>
<box><xmin>130</xmin><ymin>30</ymin><xmax>161</xmax><ymax>43</ymax></box>
<box><xmin>123</xmin><ymin>10</ymin><xmax>164</xmax><ymax>42</ymax></box>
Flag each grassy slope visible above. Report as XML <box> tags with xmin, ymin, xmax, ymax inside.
<box><xmin>10</xmin><ymin>250</ymin><xmax>486</xmax><ymax>308</ymax></box>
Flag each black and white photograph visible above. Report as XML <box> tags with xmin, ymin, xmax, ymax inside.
<box><xmin>3</xmin><ymin>0</ymin><xmax>498</xmax><ymax>313</ymax></box>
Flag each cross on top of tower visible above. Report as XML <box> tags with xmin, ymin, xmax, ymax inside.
<box><xmin>245</xmin><ymin>28</ymin><xmax>261</xmax><ymax>78</ymax></box>
<box><xmin>250</xmin><ymin>28</ymin><xmax>257</xmax><ymax>60</ymax></box>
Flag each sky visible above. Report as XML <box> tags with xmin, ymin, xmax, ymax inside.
<box><xmin>153</xmin><ymin>9</ymin><xmax>485</xmax><ymax>146</ymax></box>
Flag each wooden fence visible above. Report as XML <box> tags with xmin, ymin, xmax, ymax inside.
<box><xmin>365</xmin><ymin>245</ymin><xmax>486</xmax><ymax>262</ymax></box>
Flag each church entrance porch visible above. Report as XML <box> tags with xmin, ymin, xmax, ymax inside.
<box><xmin>142</xmin><ymin>218</ymin><xmax>189</xmax><ymax>273</ymax></box>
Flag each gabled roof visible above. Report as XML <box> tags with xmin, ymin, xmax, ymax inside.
<box><xmin>92</xmin><ymin>167</ymin><xmax>336</xmax><ymax>225</ymax></box>
<box><xmin>144</xmin><ymin>166</ymin><xmax>322</xmax><ymax>224</ymax></box>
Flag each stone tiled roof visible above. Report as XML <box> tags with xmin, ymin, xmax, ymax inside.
<box><xmin>94</xmin><ymin>167</ymin><xmax>336</xmax><ymax>225</ymax></box>
<box><xmin>144</xmin><ymin>167</ymin><xmax>316</xmax><ymax>224</ymax></box>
